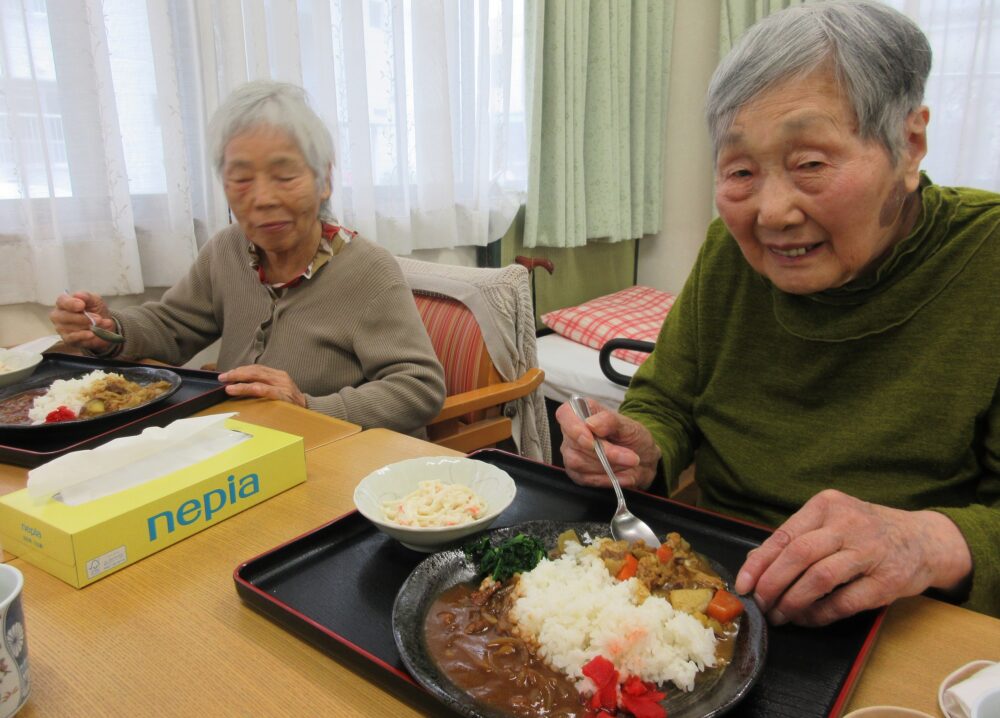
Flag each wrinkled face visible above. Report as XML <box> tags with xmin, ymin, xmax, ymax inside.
<box><xmin>714</xmin><ymin>69</ymin><xmax>926</xmax><ymax>294</ymax></box>
<box><xmin>222</xmin><ymin>125</ymin><xmax>331</xmax><ymax>255</ymax></box>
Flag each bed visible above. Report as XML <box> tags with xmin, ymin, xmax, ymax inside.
<box><xmin>536</xmin><ymin>332</ymin><xmax>639</xmax><ymax>412</ymax></box>
<box><xmin>535</xmin><ymin>284</ymin><xmax>673</xmax><ymax>409</ymax></box>
<box><xmin>537</xmin><ymin>331</ymin><xmax>696</xmax><ymax>499</ymax></box>
<box><xmin>533</xmin><ymin>283</ymin><xmax>674</xmax><ymax>478</ymax></box>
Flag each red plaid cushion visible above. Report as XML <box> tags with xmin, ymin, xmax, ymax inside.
<box><xmin>541</xmin><ymin>286</ymin><xmax>676</xmax><ymax>364</ymax></box>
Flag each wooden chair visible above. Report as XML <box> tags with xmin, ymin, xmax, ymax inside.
<box><xmin>397</xmin><ymin>257</ymin><xmax>551</xmax><ymax>461</ymax></box>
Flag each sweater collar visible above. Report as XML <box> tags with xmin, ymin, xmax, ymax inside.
<box><xmin>249</xmin><ymin>221</ymin><xmax>355</xmax><ymax>290</ymax></box>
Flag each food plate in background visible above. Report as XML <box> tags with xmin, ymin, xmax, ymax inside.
<box><xmin>393</xmin><ymin>520</ymin><xmax>767</xmax><ymax>718</ymax></box>
<box><xmin>0</xmin><ymin>349</ymin><xmax>44</xmax><ymax>389</ymax></box>
<box><xmin>0</xmin><ymin>366</ymin><xmax>182</xmax><ymax>430</ymax></box>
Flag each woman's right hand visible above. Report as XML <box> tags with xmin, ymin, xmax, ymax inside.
<box><xmin>50</xmin><ymin>291</ymin><xmax>117</xmax><ymax>352</ymax></box>
<box><xmin>554</xmin><ymin>399</ymin><xmax>661</xmax><ymax>490</ymax></box>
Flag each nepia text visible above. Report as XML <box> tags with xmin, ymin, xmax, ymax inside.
<box><xmin>147</xmin><ymin>473</ymin><xmax>260</xmax><ymax>541</ymax></box>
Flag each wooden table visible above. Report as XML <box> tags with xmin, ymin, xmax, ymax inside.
<box><xmin>1</xmin><ymin>423</ymin><xmax>998</xmax><ymax>717</ymax></box>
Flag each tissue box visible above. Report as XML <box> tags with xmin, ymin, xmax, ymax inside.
<box><xmin>0</xmin><ymin>419</ymin><xmax>305</xmax><ymax>588</ymax></box>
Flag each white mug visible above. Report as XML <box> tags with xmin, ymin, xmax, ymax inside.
<box><xmin>0</xmin><ymin>564</ymin><xmax>29</xmax><ymax>717</ymax></box>
<box><xmin>940</xmin><ymin>661</ymin><xmax>1000</xmax><ymax>718</ymax></box>
<box><xmin>973</xmin><ymin>690</ymin><xmax>1000</xmax><ymax>718</ymax></box>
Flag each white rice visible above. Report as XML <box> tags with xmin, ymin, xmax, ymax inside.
<box><xmin>509</xmin><ymin>540</ymin><xmax>717</xmax><ymax>693</ymax></box>
<box><xmin>27</xmin><ymin>370</ymin><xmax>111</xmax><ymax>424</ymax></box>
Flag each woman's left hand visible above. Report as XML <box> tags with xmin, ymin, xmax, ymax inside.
<box><xmin>734</xmin><ymin>489</ymin><xmax>973</xmax><ymax>627</ymax></box>
<box><xmin>218</xmin><ymin>365</ymin><xmax>306</xmax><ymax>407</ymax></box>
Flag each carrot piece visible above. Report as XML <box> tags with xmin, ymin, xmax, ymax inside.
<box><xmin>706</xmin><ymin>589</ymin><xmax>744</xmax><ymax>623</ymax></box>
<box><xmin>655</xmin><ymin>544</ymin><xmax>674</xmax><ymax>564</ymax></box>
<box><xmin>616</xmin><ymin>553</ymin><xmax>639</xmax><ymax>581</ymax></box>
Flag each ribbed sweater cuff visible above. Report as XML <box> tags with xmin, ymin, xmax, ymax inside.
<box><xmin>304</xmin><ymin>393</ymin><xmax>349</xmax><ymax>423</ymax></box>
<box><xmin>930</xmin><ymin>505</ymin><xmax>999</xmax><ymax>616</ymax></box>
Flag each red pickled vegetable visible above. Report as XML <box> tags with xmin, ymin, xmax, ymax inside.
<box><xmin>582</xmin><ymin>655</ymin><xmax>618</xmax><ymax>711</ymax></box>
<box><xmin>620</xmin><ymin>675</ymin><xmax>667</xmax><ymax>718</ymax></box>
<box><xmin>45</xmin><ymin>405</ymin><xmax>77</xmax><ymax>423</ymax></box>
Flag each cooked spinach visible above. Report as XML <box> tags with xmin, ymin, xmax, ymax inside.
<box><xmin>463</xmin><ymin>533</ymin><xmax>546</xmax><ymax>582</ymax></box>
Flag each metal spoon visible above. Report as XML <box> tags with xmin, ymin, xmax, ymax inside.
<box><xmin>84</xmin><ymin>311</ymin><xmax>126</xmax><ymax>344</ymax></box>
<box><xmin>569</xmin><ymin>394</ymin><xmax>661</xmax><ymax>548</ymax></box>
<box><xmin>65</xmin><ymin>289</ymin><xmax>126</xmax><ymax>344</ymax></box>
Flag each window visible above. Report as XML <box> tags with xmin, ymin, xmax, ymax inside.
<box><xmin>884</xmin><ymin>0</ymin><xmax>1000</xmax><ymax>190</ymax></box>
<box><xmin>0</xmin><ymin>0</ymin><xmax>526</xmax><ymax>304</ymax></box>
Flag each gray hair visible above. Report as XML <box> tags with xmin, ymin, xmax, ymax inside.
<box><xmin>706</xmin><ymin>0</ymin><xmax>931</xmax><ymax>163</ymax></box>
<box><xmin>208</xmin><ymin>80</ymin><xmax>335</xmax><ymax>218</ymax></box>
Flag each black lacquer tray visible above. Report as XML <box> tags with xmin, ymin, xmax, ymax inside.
<box><xmin>0</xmin><ymin>353</ymin><xmax>228</xmax><ymax>467</ymax></box>
<box><xmin>235</xmin><ymin>449</ymin><xmax>885</xmax><ymax>718</ymax></box>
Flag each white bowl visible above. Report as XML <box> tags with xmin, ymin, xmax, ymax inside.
<box><xmin>353</xmin><ymin>456</ymin><xmax>516</xmax><ymax>552</ymax></box>
<box><xmin>0</xmin><ymin>349</ymin><xmax>43</xmax><ymax>389</ymax></box>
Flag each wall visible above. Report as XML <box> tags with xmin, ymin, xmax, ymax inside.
<box><xmin>639</xmin><ymin>0</ymin><xmax>720</xmax><ymax>294</ymax></box>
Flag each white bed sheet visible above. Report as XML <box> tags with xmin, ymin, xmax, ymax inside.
<box><xmin>536</xmin><ymin>333</ymin><xmax>639</xmax><ymax>412</ymax></box>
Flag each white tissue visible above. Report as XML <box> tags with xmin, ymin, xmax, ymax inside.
<box><xmin>941</xmin><ymin>662</ymin><xmax>1000</xmax><ymax>718</ymax></box>
<box><xmin>27</xmin><ymin>413</ymin><xmax>250</xmax><ymax>506</ymax></box>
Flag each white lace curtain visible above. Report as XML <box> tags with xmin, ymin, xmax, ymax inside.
<box><xmin>883</xmin><ymin>0</ymin><xmax>1000</xmax><ymax>192</ymax></box>
<box><xmin>0</xmin><ymin>0</ymin><xmax>526</xmax><ymax>306</ymax></box>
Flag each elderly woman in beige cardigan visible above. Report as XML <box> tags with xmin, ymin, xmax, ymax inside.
<box><xmin>50</xmin><ymin>80</ymin><xmax>445</xmax><ymax>435</ymax></box>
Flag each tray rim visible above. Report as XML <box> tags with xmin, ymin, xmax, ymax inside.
<box><xmin>233</xmin><ymin>449</ymin><xmax>888</xmax><ymax>718</ymax></box>
<box><xmin>0</xmin><ymin>352</ymin><xmax>227</xmax><ymax>464</ymax></box>
<box><xmin>827</xmin><ymin>609</ymin><xmax>888</xmax><ymax>717</ymax></box>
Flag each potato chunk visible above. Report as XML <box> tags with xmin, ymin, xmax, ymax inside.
<box><xmin>668</xmin><ymin>587</ymin><xmax>714</xmax><ymax>615</ymax></box>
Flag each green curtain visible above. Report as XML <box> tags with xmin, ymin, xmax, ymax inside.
<box><xmin>720</xmin><ymin>0</ymin><xmax>810</xmax><ymax>57</ymax></box>
<box><xmin>524</xmin><ymin>0</ymin><xmax>675</xmax><ymax>249</ymax></box>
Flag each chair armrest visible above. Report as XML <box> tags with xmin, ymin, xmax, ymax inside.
<box><xmin>599</xmin><ymin>338</ymin><xmax>654</xmax><ymax>387</ymax></box>
<box><xmin>429</xmin><ymin>368</ymin><xmax>544</xmax><ymax>423</ymax></box>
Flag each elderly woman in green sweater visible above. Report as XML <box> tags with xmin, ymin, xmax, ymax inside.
<box><xmin>557</xmin><ymin>0</ymin><xmax>1000</xmax><ymax>624</ymax></box>
<box><xmin>50</xmin><ymin>80</ymin><xmax>445</xmax><ymax>435</ymax></box>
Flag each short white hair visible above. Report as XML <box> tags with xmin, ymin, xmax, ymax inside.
<box><xmin>208</xmin><ymin>80</ymin><xmax>335</xmax><ymax>217</ymax></box>
<box><xmin>706</xmin><ymin>0</ymin><xmax>931</xmax><ymax>163</ymax></box>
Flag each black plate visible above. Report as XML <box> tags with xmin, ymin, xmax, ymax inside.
<box><xmin>0</xmin><ymin>366</ymin><xmax>182</xmax><ymax>430</ymax></box>
<box><xmin>393</xmin><ymin>520</ymin><xmax>767</xmax><ymax>718</ymax></box>
<box><xmin>0</xmin><ymin>353</ymin><xmax>228</xmax><ymax>467</ymax></box>
<box><xmin>235</xmin><ymin>449</ymin><xmax>884</xmax><ymax>718</ymax></box>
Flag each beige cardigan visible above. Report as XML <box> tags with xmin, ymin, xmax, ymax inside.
<box><xmin>111</xmin><ymin>225</ymin><xmax>445</xmax><ymax>435</ymax></box>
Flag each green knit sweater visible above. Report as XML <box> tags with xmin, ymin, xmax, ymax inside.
<box><xmin>621</xmin><ymin>177</ymin><xmax>1000</xmax><ymax>617</ymax></box>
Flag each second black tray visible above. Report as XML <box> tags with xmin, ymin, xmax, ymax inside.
<box><xmin>235</xmin><ymin>449</ymin><xmax>884</xmax><ymax>718</ymax></box>
<box><xmin>0</xmin><ymin>353</ymin><xmax>228</xmax><ymax>467</ymax></box>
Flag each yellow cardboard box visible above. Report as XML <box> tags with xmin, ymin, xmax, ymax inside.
<box><xmin>0</xmin><ymin>419</ymin><xmax>305</xmax><ymax>588</ymax></box>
